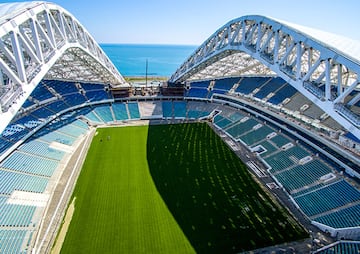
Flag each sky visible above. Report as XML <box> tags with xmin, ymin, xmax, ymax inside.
<box><xmin>1</xmin><ymin>0</ymin><xmax>360</xmax><ymax>45</ymax></box>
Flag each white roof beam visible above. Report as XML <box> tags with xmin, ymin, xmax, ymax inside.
<box><xmin>169</xmin><ymin>15</ymin><xmax>360</xmax><ymax>138</ymax></box>
<box><xmin>334</xmin><ymin>79</ymin><xmax>359</xmax><ymax>104</ymax></box>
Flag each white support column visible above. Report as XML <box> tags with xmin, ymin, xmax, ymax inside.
<box><xmin>302</xmin><ymin>58</ymin><xmax>321</xmax><ymax>81</ymax></box>
<box><xmin>30</xmin><ymin>18</ymin><xmax>44</xmax><ymax>63</ymax></box>
<box><xmin>347</xmin><ymin>92</ymin><xmax>360</xmax><ymax>106</ymax></box>
<box><xmin>0</xmin><ymin>57</ymin><xmax>23</xmax><ymax>85</ymax></box>
<box><xmin>246</xmin><ymin>23</ymin><xmax>256</xmax><ymax>45</ymax></box>
<box><xmin>285</xmin><ymin>36</ymin><xmax>291</xmax><ymax>66</ymax></box>
<box><xmin>337</xmin><ymin>64</ymin><xmax>343</xmax><ymax>102</ymax></box>
<box><xmin>334</xmin><ymin>79</ymin><xmax>359</xmax><ymax>104</ymax></box>
<box><xmin>48</xmin><ymin>12</ymin><xmax>65</xmax><ymax>40</ymax></box>
<box><xmin>308</xmin><ymin>48</ymin><xmax>313</xmax><ymax>72</ymax></box>
<box><xmin>10</xmin><ymin>31</ymin><xmax>26</xmax><ymax>83</ymax></box>
<box><xmin>226</xmin><ymin>25</ymin><xmax>231</xmax><ymax>47</ymax></box>
<box><xmin>44</xmin><ymin>12</ymin><xmax>55</xmax><ymax>47</ymax></box>
<box><xmin>17</xmin><ymin>32</ymin><xmax>41</xmax><ymax>64</ymax></box>
<box><xmin>0</xmin><ymin>68</ymin><xmax>3</xmax><ymax>86</ymax></box>
<box><xmin>217</xmin><ymin>28</ymin><xmax>226</xmax><ymax>49</ymax></box>
<box><xmin>230</xmin><ymin>22</ymin><xmax>242</xmax><ymax>44</ymax></box>
<box><xmin>296</xmin><ymin>43</ymin><xmax>302</xmax><ymax>79</ymax></box>
<box><xmin>35</xmin><ymin>21</ymin><xmax>54</xmax><ymax>50</ymax></box>
<box><xmin>279</xmin><ymin>42</ymin><xmax>295</xmax><ymax>67</ymax></box>
<box><xmin>241</xmin><ymin>21</ymin><xmax>246</xmax><ymax>44</ymax></box>
<box><xmin>0</xmin><ymin>40</ymin><xmax>16</xmax><ymax>66</ymax></box>
<box><xmin>325</xmin><ymin>59</ymin><xmax>331</xmax><ymax>100</ymax></box>
<box><xmin>315</xmin><ymin>71</ymin><xmax>325</xmax><ymax>84</ymax></box>
<box><xmin>256</xmin><ymin>22</ymin><xmax>262</xmax><ymax>51</ymax></box>
<box><xmin>259</xmin><ymin>30</ymin><xmax>273</xmax><ymax>54</ymax></box>
<box><xmin>274</xmin><ymin>30</ymin><xmax>279</xmax><ymax>63</ymax></box>
<box><xmin>58</xmin><ymin>11</ymin><xmax>67</xmax><ymax>41</ymax></box>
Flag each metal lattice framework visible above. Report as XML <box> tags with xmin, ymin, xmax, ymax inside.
<box><xmin>0</xmin><ymin>2</ymin><xmax>127</xmax><ymax>132</ymax></box>
<box><xmin>170</xmin><ymin>15</ymin><xmax>360</xmax><ymax>139</ymax></box>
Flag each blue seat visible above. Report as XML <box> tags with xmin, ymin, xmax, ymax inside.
<box><xmin>173</xmin><ymin>101</ymin><xmax>187</xmax><ymax>118</ymax></box>
<box><xmin>112</xmin><ymin>103</ymin><xmax>129</xmax><ymax>120</ymax></box>
<box><xmin>189</xmin><ymin>80</ymin><xmax>210</xmax><ymax>88</ymax></box>
<box><xmin>44</xmin><ymin>80</ymin><xmax>79</xmax><ymax>95</ymax></box>
<box><xmin>186</xmin><ymin>88</ymin><xmax>209</xmax><ymax>98</ymax></box>
<box><xmin>94</xmin><ymin>104</ymin><xmax>114</xmax><ymax>123</ymax></box>
<box><xmin>213</xmin><ymin>77</ymin><xmax>240</xmax><ymax>91</ymax></box>
<box><xmin>162</xmin><ymin>101</ymin><xmax>173</xmax><ymax>117</ymax></box>
<box><xmin>128</xmin><ymin>103</ymin><xmax>140</xmax><ymax>119</ymax></box>
<box><xmin>253</xmin><ymin>77</ymin><xmax>285</xmax><ymax>99</ymax></box>
<box><xmin>267</xmin><ymin>83</ymin><xmax>297</xmax><ymax>105</ymax></box>
<box><xmin>235</xmin><ymin>77</ymin><xmax>270</xmax><ymax>94</ymax></box>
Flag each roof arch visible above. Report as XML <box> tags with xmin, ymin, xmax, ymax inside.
<box><xmin>0</xmin><ymin>1</ymin><xmax>127</xmax><ymax>133</ymax></box>
<box><xmin>169</xmin><ymin>15</ymin><xmax>360</xmax><ymax>139</ymax></box>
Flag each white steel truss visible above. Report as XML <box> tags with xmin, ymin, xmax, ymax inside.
<box><xmin>169</xmin><ymin>15</ymin><xmax>360</xmax><ymax>139</ymax></box>
<box><xmin>0</xmin><ymin>2</ymin><xmax>127</xmax><ymax>132</ymax></box>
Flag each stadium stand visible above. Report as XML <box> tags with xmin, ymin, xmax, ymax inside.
<box><xmin>112</xmin><ymin>103</ymin><xmax>129</xmax><ymax>121</ymax></box>
<box><xmin>1</xmin><ymin>4</ymin><xmax>360</xmax><ymax>252</ymax></box>
<box><xmin>188</xmin><ymin>80</ymin><xmax>211</xmax><ymax>88</ymax></box>
<box><xmin>44</xmin><ymin>80</ymin><xmax>80</xmax><ymax>95</ymax></box>
<box><xmin>18</xmin><ymin>140</ymin><xmax>65</xmax><ymax>161</ymax></box>
<box><xmin>0</xmin><ymin>151</ymin><xmax>59</xmax><ymax>177</ymax></box>
<box><xmin>1</xmin><ymin>72</ymin><xmax>360</xmax><ymax>252</ymax></box>
<box><xmin>253</xmin><ymin>77</ymin><xmax>285</xmax><ymax>100</ymax></box>
<box><xmin>1</xmin><ymin>82</ymin><xmax>360</xmax><ymax>252</ymax></box>
<box><xmin>0</xmin><ymin>230</ymin><xmax>28</xmax><ymax>254</ymax></box>
<box><xmin>93</xmin><ymin>104</ymin><xmax>114</xmax><ymax>123</ymax></box>
<box><xmin>0</xmin><ymin>170</ymin><xmax>49</xmax><ymax>194</ymax></box>
<box><xmin>186</xmin><ymin>87</ymin><xmax>209</xmax><ymax>98</ymax></box>
<box><xmin>235</xmin><ymin>77</ymin><xmax>270</xmax><ymax>94</ymax></box>
<box><xmin>284</xmin><ymin>93</ymin><xmax>310</xmax><ymax>112</ymax></box>
<box><xmin>186</xmin><ymin>101</ymin><xmax>216</xmax><ymax>119</ymax></box>
<box><xmin>173</xmin><ymin>101</ymin><xmax>187</xmax><ymax>118</ymax></box>
<box><xmin>239</xmin><ymin>125</ymin><xmax>275</xmax><ymax>146</ymax></box>
<box><xmin>138</xmin><ymin>101</ymin><xmax>163</xmax><ymax>118</ymax></box>
<box><xmin>226</xmin><ymin>118</ymin><xmax>259</xmax><ymax>139</ymax></box>
<box><xmin>213</xmin><ymin>77</ymin><xmax>241</xmax><ymax>91</ymax></box>
<box><xmin>128</xmin><ymin>102</ymin><xmax>141</xmax><ymax>119</ymax></box>
<box><xmin>314</xmin><ymin>204</ymin><xmax>360</xmax><ymax>229</ymax></box>
<box><xmin>162</xmin><ymin>101</ymin><xmax>173</xmax><ymax>118</ymax></box>
<box><xmin>0</xmin><ymin>197</ymin><xmax>36</xmax><ymax>227</ymax></box>
<box><xmin>267</xmin><ymin>83</ymin><xmax>298</xmax><ymax>105</ymax></box>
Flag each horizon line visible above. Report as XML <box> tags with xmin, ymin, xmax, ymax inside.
<box><xmin>99</xmin><ymin>42</ymin><xmax>199</xmax><ymax>47</ymax></box>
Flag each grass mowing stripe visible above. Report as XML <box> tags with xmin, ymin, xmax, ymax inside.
<box><xmin>147</xmin><ymin>123</ymin><xmax>307</xmax><ymax>253</ymax></box>
<box><xmin>59</xmin><ymin>123</ymin><xmax>306</xmax><ymax>254</ymax></box>
<box><xmin>60</xmin><ymin>126</ymin><xmax>194</xmax><ymax>254</ymax></box>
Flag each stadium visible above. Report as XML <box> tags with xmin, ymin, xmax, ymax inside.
<box><xmin>0</xmin><ymin>1</ymin><xmax>359</xmax><ymax>254</ymax></box>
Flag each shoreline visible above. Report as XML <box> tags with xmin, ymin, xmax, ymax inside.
<box><xmin>124</xmin><ymin>76</ymin><xmax>168</xmax><ymax>82</ymax></box>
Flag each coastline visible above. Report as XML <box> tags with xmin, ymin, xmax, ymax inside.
<box><xmin>124</xmin><ymin>76</ymin><xmax>168</xmax><ymax>82</ymax></box>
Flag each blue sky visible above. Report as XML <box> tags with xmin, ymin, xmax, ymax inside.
<box><xmin>1</xmin><ymin>0</ymin><xmax>360</xmax><ymax>45</ymax></box>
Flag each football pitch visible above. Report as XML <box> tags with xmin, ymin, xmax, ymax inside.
<box><xmin>58</xmin><ymin>123</ymin><xmax>307</xmax><ymax>253</ymax></box>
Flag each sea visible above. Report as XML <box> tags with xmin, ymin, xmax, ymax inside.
<box><xmin>100</xmin><ymin>44</ymin><xmax>197</xmax><ymax>78</ymax></box>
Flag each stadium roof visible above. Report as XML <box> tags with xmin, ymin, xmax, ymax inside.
<box><xmin>272</xmin><ymin>16</ymin><xmax>360</xmax><ymax>65</ymax></box>
<box><xmin>170</xmin><ymin>15</ymin><xmax>360</xmax><ymax>139</ymax></box>
<box><xmin>0</xmin><ymin>2</ymin><xmax>43</xmax><ymax>24</ymax></box>
<box><xmin>0</xmin><ymin>1</ymin><xmax>127</xmax><ymax>134</ymax></box>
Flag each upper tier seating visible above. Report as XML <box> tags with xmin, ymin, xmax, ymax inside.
<box><xmin>213</xmin><ymin>77</ymin><xmax>241</xmax><ymax>91</ymax></box>
<box><xmin>235</xmin><ymin>77</ymin><xmax>270</xmax><ymax>94</ymax></box>
<box><xmin>253</xmin><ymin>77</ymin><xmax>285</xmax><ymax>99</ymax></box>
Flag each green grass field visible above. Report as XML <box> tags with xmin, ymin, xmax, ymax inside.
<box><xmin>59</xmin><ymin>123</ymin><xmax>307</xmax><ymax>254</ymax></box>
<box><xmin>59</xmin><ymin>125</ymin><xmax>194</xmax><ymax>254</ymax></box>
